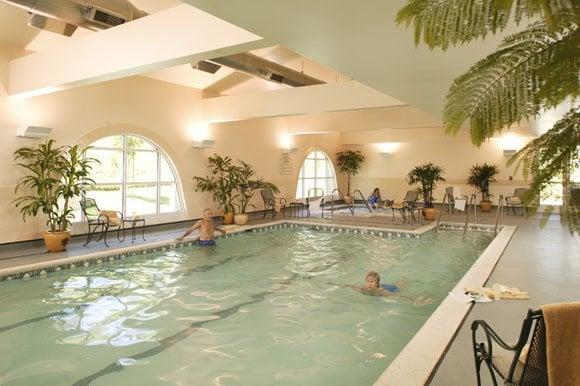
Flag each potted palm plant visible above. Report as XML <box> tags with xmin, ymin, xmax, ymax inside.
<box><xmin>467</xmin><ymin>163</ymin><xmax>499</xmax><ymax>212</ymax></box>
<box><xmin>232</xmin><ymin>160</ymin><xmax>279</xmax><ymax>225</ymax></box>
<box><xmin>193</xmin><ymin>154</ymin><xmax>237</xmax><ymax>224</ymax></box>
<box><xmin>407</xmin><ymin>162</ymin><xmax>445</xmax><ymax>220</ymax></box>
<box><xmin>336</xmin><ymin>150</ymin><xmax>366</xmax><ymax>204</ymax></box>
<box><xmin>12</xmin><ymin>140</ymin><xmax>97</xmax><ymax>252</ymax></box>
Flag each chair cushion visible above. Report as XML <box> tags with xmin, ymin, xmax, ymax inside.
<box><xmin>84</xmin><ymin>205</ymin><xmax>100</xmax><ymax>218</ymax></box>
<box><xmin>391</xmin><ymin>200</ymin><xmax>404</xmax><ymax>209</ymax></box>
<box><xmin>493</xmin><ymin>351</ymin><xmax>524</xmax><ymax>383</ymax></box>
<box><xmin>509</xmin><ymin>197</ymin><xmax>522</xmax><ymax>205</ymax></box>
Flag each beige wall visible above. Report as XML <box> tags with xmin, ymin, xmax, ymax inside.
<box><xmin>0</xmin><ymin>46</ymin><xmax>532</xmax><ymax>244</ymax></box>
<box><xmin>342</xmin><ymin>127</ymin><xmax>531</xmax><ymax>204</ymax></box>
<box><xmin>1</xmin><ymin>48</ymin><xmax>344</xmax><ymax>243</ymax></box>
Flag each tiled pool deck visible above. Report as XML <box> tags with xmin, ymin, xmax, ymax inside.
<box><xmin>0</xmin><ymin>209</ymin><xmax>576</xmax><ymax>385</ymax></box>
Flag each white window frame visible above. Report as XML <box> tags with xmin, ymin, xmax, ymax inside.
<box><xmin>85</xmin><ymin>134</ymin><xmax>183</xmax><ymax>216</ymax></box>
<box><xmin>295</xmin><ymin>150</ymin><xmax>337</xmax><ymax>199</ymax></box>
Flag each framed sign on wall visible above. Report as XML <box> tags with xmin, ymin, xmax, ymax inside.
<box><xmin>279</xmin><ymin>155</ymin><xmax>292</xmax><ymax>175</ymax></box>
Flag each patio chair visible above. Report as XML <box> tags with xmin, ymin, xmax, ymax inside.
<box><xmin>260</xmin><ymin>188</ymin><xmax>287</xmax><ymax>219</ymax></box>
<box><xmin>390</xmin><ymin>191</ymin><xmax>420</xmax><ymax>222</ymax></box>
<box><xmin>506</xmin><ymin>188</ymin><xmax>529</xmax><ymax>216</ymax></box>
<box><xmin>471</xmin><ymin>308</ymin><xmax>547</xmax><ymax>386</ymax></box>
<box><xmin>80</xmin><ymin>198</ymin><xmax>125</xmax><ymax>247</ymax></box>
<box><xmin>306</xmin><ymin>187</ymin><xmax>325</xmax><ymax>218</ymax></box>
<box><xmin>443</xmin><ymin>186</ymin><xmax>469</xmax><ymax>214</ymax></box>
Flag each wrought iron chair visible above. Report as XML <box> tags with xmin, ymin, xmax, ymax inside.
<box><xmin>390</xmin><ymin>190</ymin><xmax>421</xmax><ymax>222</ymax></box>
<box><xmin>506</xmin><ymin>188</ymin><xmax>530</xmax><ymax>216</ymax></box>
<box><xmin>472</xmin><ymin>308</ymin><xmax>547</xmax><ymax>386</ymax></box>
<box><xmin>80</xmin><ymin>198</ymin><xmax>125</xmax><ymax>247</ymax></box>
<box><xmin>260</xmin><ymin>189</ymin><xmax>287</xmax><ymax>219</ymax></box>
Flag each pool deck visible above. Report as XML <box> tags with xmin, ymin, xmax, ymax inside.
<box><xmin>0</xmin><ymin>208</ymin><xmax>577</xmax><ymax>385</ymax></box>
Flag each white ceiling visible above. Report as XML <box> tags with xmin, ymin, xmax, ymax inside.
<box><xmin>0</xmin><ymin>1</ymin><xmax>349</xmax><ymax>96</ymax></box>
<box><xmin>184</xmin><ymin>0</ymin><xmax>521</xmax><ymax>119</ymax></box>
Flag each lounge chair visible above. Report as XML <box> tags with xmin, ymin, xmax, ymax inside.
<box><xmin>390</xmin><ymin>191</ymin><xmax>421</xmax><ymax>223</ymax></box>
<box><xmin>260</xmin><ymin>188</ymin><xmax>287</xmax><ymax>219</ymax></box>
<box><xmin>472</xmin><ymin>308</ymin><xmax>547</xmax><ymax>385</ymax></box>
<box><xmin>506</xmin><ymin>188</ymin><xmax>529</xmax><ymax>216</ymax></box>
<box><xmin>80</xmin><ymin>198</ymin><xmax>125</xmax><ymax>247</ymax></box>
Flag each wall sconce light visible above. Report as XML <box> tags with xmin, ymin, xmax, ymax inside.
<box><xmin>16</xmin><ymin>125</ymin><xmax>52</xmax><ymax>138</ymax></box>
<box><xmin>496</xmin><ymin>133</ymin><xmax>522</xmax><ymax>157</ymax></box>
<box><xmin>375</xmin><ymin>142</ymin><xmax>399</xmax><ymax>157</ymax></box>
<box><xmin>192</xmin><ymin>139</ymin><xmax>215</xmax><ymax>149</ymax></box>
<box><xmin>281</xmin><ymin>147</ymin><xmax>298</xmax><ymax>154</ymax></box>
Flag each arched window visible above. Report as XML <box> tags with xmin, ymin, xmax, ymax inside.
<box><xmin>296</xmin><ymin>150</ymin><xmax>337</xmax><ymax>199</ymax></box>
<box><xmin>85</xmin><ymin>134</ymin><xmax>182</xmax><ymax>216</ymax></box>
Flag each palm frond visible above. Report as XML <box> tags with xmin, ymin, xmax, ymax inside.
<box><xmin>444</xmin><ymin>22</ymin><xmax>578</xmax><ymax>144</ymax></box>
<box><xmin>395</xmin><ymin>0</ymin><xmax>577</xmax><ymax>50</ymax></box>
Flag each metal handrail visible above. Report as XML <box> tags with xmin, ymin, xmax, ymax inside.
<box><xmin>470</xmin><ymin>193</ymin><xmax>478</xmax><ymax>225</ymax></box>
<box><xmin>329</xmin><ymin>188</ymin><xmax>352</xmax><ymax>217</ymax></box>
<box><xmin>353</xmin><ymin>189</ymin><xmax>373</xmax><ymax>213</ymax></box>
<box><xmin>494</xmin><ymin>194</ymin><xmax>505</xmax><ymax>236</ymax></box>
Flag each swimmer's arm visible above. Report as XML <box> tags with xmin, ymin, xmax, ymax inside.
<box><xmin>176</xmin><ymin>220</ymin><xmax>202</xmax><ymax>240</ymax></box>
<box><xmin>215</xmin><ymin>224</ymin><xmax>227</xmax><ymax>235</ymax></box>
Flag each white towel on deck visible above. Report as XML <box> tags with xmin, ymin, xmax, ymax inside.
<box><xmin>454</xmin><ymin>199</ymin><xmax>467</xmax><ymax>212</ymax></box>
<box><xmin>309</xmin><ymin>196</ymin><xmax>324</xmax><ymax>212</ymax></box>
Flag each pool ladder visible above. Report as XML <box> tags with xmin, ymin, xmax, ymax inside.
<box><xmin>435</xmin><ymin>194</ymin><xmax>477</xmax><ymax>236</ymax></box>
<box><xmin>494</xmin><ymin>195</ymin><xmax>505</xmax><ymax>236</ymax></box>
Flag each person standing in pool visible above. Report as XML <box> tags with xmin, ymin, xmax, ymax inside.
<box><xmin>176</xmin><ymin>208</ymin><xmax>226</xmax><ymax>246</ymax></box>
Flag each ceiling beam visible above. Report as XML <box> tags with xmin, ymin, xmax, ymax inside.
<box><xmin>200</xmin><ymin>80</ymin><xmax>405</xmax><ymax>123</ymax></box>
<box><xmin>8</xmin><ymin>4</ymin><xmax>263</xmax><ymax>98</ymax></box>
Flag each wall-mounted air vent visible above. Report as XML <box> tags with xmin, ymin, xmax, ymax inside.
<box><xmin>82</xmin><ymin>7</ymin><xmax>126</xmax><ymax>27</ymax></box>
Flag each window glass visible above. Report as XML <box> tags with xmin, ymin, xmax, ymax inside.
<box><xmin>126</xmin><ymin>183</ymin><xmax>157</xmax><ymax>215</ymax></box>
<box><xmin>91</xmin><ymin>135</ymin><xmax>122</xmax><ymax>149</ymax></box>
<box><xmin>295</xmin><ymin>150</ymin><xmax>337</xmax><ymax>199</ymax></box>
<box><xmin>160</xmin><ymin>183</ymin><xmax>180</xmax><ymax>213</ymax></box>
<box><xmin>127</xmin><ymin>151</ymin><xmax>157</xmax><ymax>183</ymax></box>
<box><xmin>160</xmin><ymin>157</ymin><xmax>176</xmax><ymax>182</ymax></box>
<box><xmin>85</xmin><ymin>184</ymin><xmax>123</xmax><ymax>212</ymax></box>
<box><xmin>85</xmin><ymin>134</ymin><xmax>182</xmax><ymax>217</ymax></box>
<box><xmin>86</xmin><ymin>149</ymin><xmax>123</xmax><ymax>183</ymax></box>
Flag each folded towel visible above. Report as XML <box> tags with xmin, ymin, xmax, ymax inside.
<box><xmin>541</xmin><ymin>302</ymin><xmax>580</xmax><ymax>386</ymax></box>
<box><xmin>100</xmin><ymin>210</ymin><xmax>120</xmax><ymax>226</ymax></box>
<box><xmin>464</xmin><ymin>285</ymin><xmax>529</xmax><ymax>300</ymax></box>
<box><xmin>454</xmin><ymin>199</ymin><xmax>467</xmax><ymax>212</ymax></box>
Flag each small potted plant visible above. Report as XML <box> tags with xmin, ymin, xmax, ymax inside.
<box><xmin>12</xmin><ymin>140</ymin><xmax>97</xmax><ymax>252</ymax></box>
<box><xmin>467</xmin><ymin>163</ymin><xmax>499</xmax><ymax>212</ymax></box>
<box><xmin>193</xmin><ymin>154</ymin><xmax>237</xmax><ymax>224</ymax></box>
<box><xmin>407</xmin><ymin>162</ymin><xmax>445</xmax><ymax>220</ymax></box>
<box><xmin>336</xmin><ymin>150</ymin><xmax>366</xmax><ymax>204</ymax></box>
<box><xmin>232</xmin><ymin>160</ymin><xmax>279</xmax><ymax>225</ymax></box>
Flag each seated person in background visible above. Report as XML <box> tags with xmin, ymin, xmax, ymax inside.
<box><xmin>367</xmin><ymin>188</ymin><xmax>382</xmax><ymax>209</ymax></box>
<box><xmin>176</xmin><ymin>208</ymin><xmax>226</xmax><ymax>246</ymax></box>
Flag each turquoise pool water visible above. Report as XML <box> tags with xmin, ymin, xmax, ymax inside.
<box><xmin>0</xmin><ymin>227</ymin><xmax>492</xmax><ymax>385</ymax></box>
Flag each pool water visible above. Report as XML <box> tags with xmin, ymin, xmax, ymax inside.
<box><xmin>0</xmin><ymin>227</ymin><xmax>492</xmax><ymax>386</ymax></box>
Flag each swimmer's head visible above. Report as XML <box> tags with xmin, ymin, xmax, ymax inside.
<box><xmin>365</xmin><ymin>271</ymin><xmax>381</xmax><ymax>288</ymax></box>
<box><xmin>203</xmin><ymin>208</ymin><xmax>212</xmax><ymax>220</ymax></box>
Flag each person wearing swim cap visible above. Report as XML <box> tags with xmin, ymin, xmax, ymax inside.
<box><xmin>176</xmin><ymin>208</ymin><xmax>226</xmax><ymax>246</ymax></box>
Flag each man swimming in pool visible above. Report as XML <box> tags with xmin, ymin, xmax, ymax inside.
<box><xmin>176</xmin><ymin>208</ymin><xmax>226</xmax><ymax>246</ymax></box>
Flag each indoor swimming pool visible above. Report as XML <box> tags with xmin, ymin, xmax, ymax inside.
<box><xmin>0</xmin><ymin>226</ymin><xmax>493</xmax><ymax>385</ymax></box>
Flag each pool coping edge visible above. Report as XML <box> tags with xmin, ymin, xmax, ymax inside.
<box><xmin>373</xmin><ymin>224</ymin><xmax>517</xmax><ymax>386</ymax></box>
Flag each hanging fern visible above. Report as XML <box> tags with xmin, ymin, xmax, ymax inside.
<box><xmin>508</xmin><ymin>108</ymin><xmax>579</xmax><ymax>231</ymax></box>
<box><xmin>444</xmin><ymin>22</ymin><xmax>578</xmax><ymax>144</ymax></box>
<box><xmin>396</xmin><ymin>0</ymin><xmax>578</xmax><ymax>50</ymax></box>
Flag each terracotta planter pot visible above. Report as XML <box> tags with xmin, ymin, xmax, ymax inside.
<box><xmin>344</xmin><ymin>196</ymin><xmax>354</xmax><ymax>205</ymax></box>
<box><xmin>43</xmin><ymin>230</ymin><xmax>70</xmax><ymax>253</ymax></box>
<box><xmin>222</xmin><ymin>212</ymin><xmax>235</xmax><ymax>224</ymax></box>
<box><xmin>422</xmin><ymin>207</ymin><xmax>437</xmax><ymax>220</ymax></box>
<box><xmin>234</xmin><ymin>213</ymin><xmax>249</xmax><ymax>225</ymax></box>
<box><xmin>480</xmin><ymin>200</ymin><xmax>492</xmax><ymax>212</ymax></box>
